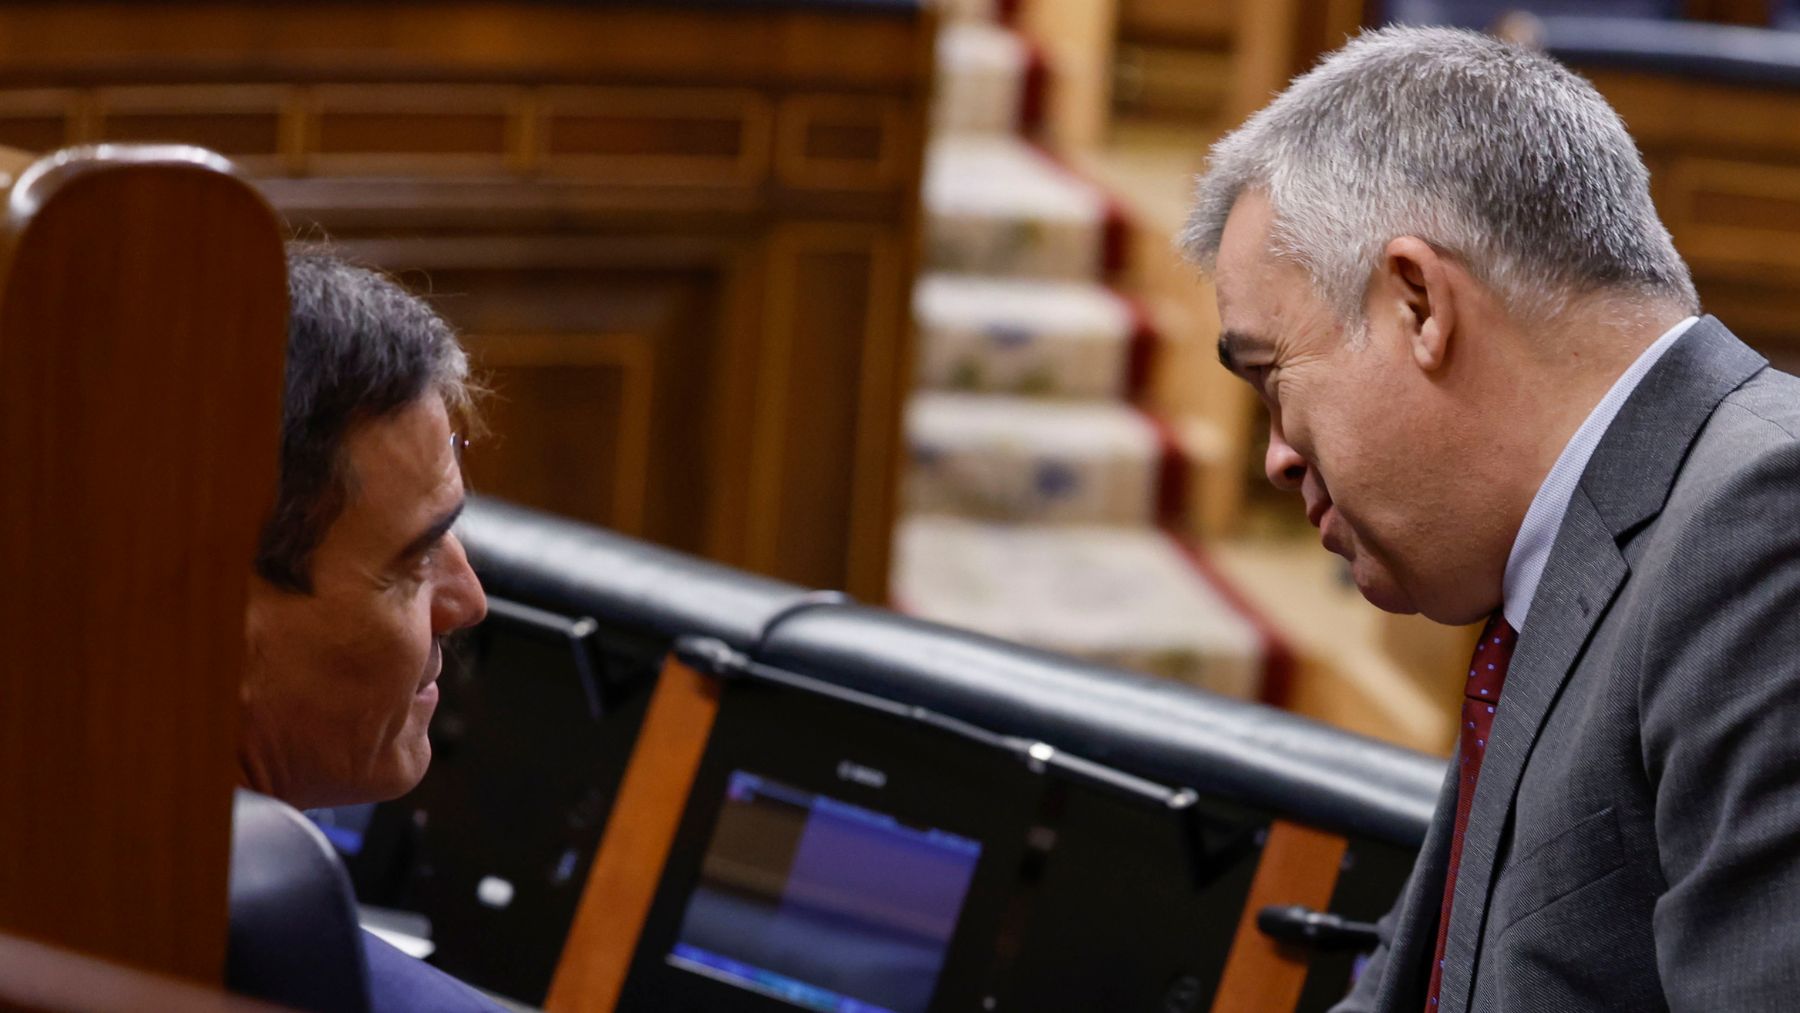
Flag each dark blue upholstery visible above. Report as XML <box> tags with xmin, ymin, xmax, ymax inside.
<box><xmin>227</xmin><ymin>790</ymin><xmax>372</xmax><ymax>1013</ymax></box>
<box><xmin>1373</xmin><ymin>1</ymin><xmax>1800</xmax><ymax>91</ymax></box>
<box><xmin>1380</xmin><ymin>0</ymin><xmax>1679</xmax><ymax>29</ymax></box>
<box><xmin>229</xmin><ymin>789</ymin><xmax>509</xmax><ymax>1012</ymax></box>
<box><xmin>462</xmin><ymin>496</ymin><xmax>811</xmax><ymax>654</ymax></box>
<box><xmin>1540</xmin><ymin>16</ymin><xmax>1800</xmax><ymax>89</ymax></box>
<box><xmin>361</xmin><ymin>932</ymin><xmax>510</xmax><ymax>1013</ymax></box>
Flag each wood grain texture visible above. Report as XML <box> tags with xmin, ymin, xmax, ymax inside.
<box><xmin>1683</xmin><ymin>0</ymin><xmax>1771</xmax><ymax>26</ymax></box>
<box><xmin>0</xmin><ymin>3</ymin><xmax>927</xmax><ymax>91</ymax></box>
<box><xmin>1579</xmin><ymin>67</ymin><xmax>1800</xmax><ymax>363</ymax></box>
<box><xmin>546</xmin><ymin>656</ymin><xmax>722</xmax><ymax>1013</ymax></box>
<box><xmin>1229</xmin><ymin>0</ymin><xmax>1368</xmax><ymax>123</ymax></box>
<box><xmin>0</xmin><ymin>0</ymin><xmax>931</xmax><ymax>602</ymax></box>
<box><xmin>0</xmin><ymin>931</ymin><xmax>286</xmax><ymax>1012</ymax></box>
<box><xmin>0</xmin><ymin>146</ymin><xmax>286</xmax><ymax>981</ymax></box>
<box><xmin>1118</xmin><ymin>0</ymin><xmax>1235</xmax><ymax>46</ymax></box>
<box><xmin>462</xmin><ymin>331</ymin><xmax>656</xmax><ymax>538</ymax></box>
<box><xmin>1210</xmin><ymin>820</ymin><xmax>1348</xmax><ymax>1013</ymax></box>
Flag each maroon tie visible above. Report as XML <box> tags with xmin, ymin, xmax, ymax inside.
<box><xmin>1425</xmin><ymin>613</ymin><xmax>1519</xmax><ymax>1010</ymax></box>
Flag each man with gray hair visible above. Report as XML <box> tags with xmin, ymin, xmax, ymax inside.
<box><xmin>1186</xmin><ymin>25</ymin><xmax>1800</xmax><ymax>1012</ymax></box>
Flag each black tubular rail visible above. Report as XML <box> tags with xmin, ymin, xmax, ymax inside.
<box><xmin>458</xmin><ymin>496</ymin><xmax>1445</xmax><ymax>848</ymax></box>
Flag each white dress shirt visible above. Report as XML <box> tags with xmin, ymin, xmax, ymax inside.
<box><xmin>1501</xmin><ymin>316</ymin><xmax>1700</xmax><ymax>631</ymax></box>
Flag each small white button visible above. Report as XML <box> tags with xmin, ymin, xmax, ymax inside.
<box><xmin>476</xmin><ymin>875</ymin><xmax>515</xmax><ymax>910</ymax></box>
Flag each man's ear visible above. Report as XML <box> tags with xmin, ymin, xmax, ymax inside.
<box><xmin>1379</xmin><ymin>236</ymin><xmax>1455</xmax><ymax>373</ymax></box>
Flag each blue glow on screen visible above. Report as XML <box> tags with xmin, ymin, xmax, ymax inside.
<box><xmin>667</xmin><ymin>770</ymin><xmax>983</xmax><ymax>1013</ymax></box>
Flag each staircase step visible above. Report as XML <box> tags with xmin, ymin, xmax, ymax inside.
<box><xmin>893</xmin><ymin>516</ymin><xmax>1264</xmax><ymax>698</ymax></box>
<box><xmin>905</xmin><ymin>393</ymin><xmax>1159</xmax><ymax>525</ymax></box>
<box><xmin>924</xmin><ymin>136</ymin><xmax>1110</xmax><ymax>281</ymax></box>
<box><xmin>914</xmin><ymin>273</ymin><xmax>1137</xmax><ymax>398</ymax></box>
<box><xmin>933</xmin><ymin>21</ymin><xmax>1029</xmax><ymax>136</ymax></box>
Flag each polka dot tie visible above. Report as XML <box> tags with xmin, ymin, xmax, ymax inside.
<box><xmin>1424</xmin><ymin>613</ymin><xmax>1518</xmax><ymax>1010</ymax></box>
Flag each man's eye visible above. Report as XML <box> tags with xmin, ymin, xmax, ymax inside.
<box><xmin>1252</xmin><ymin>367</ymin><xmax>1282</xmax><ymax>404</ymax></box>
<box><xmin>407</xmin><ymin>542</ymin><xmax>444</xmax><ymax>579</ymax></box>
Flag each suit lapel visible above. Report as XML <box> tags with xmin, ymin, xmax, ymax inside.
<box><xmin>1373</xmin><ymin>765</ymin><xmax>1457</xmax><ymax>1013</ymax></box>
<box><xmin>1437</xmin><ymin>491</ymin><xmax>1626</xmax><ymax>1012</ymax></box>
<box><xmin>1436</xmin><ymin>317</ymin><xmax>1766</xmax><ymax>1013</ymax></box>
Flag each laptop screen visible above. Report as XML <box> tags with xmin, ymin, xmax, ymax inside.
<box><xmin>667</xmin><ymin>769</ymin><xmax>983</xmax><ymax>1013</ymax></box>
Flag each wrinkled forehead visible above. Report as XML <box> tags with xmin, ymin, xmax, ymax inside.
<box><xmin>1212</xmin><ymin>190</ymin><xmax>1356</xmax><ymax>357</ymax></box>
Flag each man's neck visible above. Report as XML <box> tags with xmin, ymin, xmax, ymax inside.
<box><xmin>1509</xmin><ymin>298</ymin><xmax>1690</xmax><ymax>495</ymax></box>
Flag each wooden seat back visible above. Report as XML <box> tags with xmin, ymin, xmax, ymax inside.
<box><xmin>0</xmin><ymin>144</ymin><xmax>287</xmax><ymax>983</ymax></box>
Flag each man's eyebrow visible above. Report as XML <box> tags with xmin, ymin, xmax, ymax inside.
<box><xmin>393</xmin><ymin>500</ymin><xmax>465</xmax><ymax>568</ymax></box>
<box><xmin>1217</xmin><ymin>329</ymin><xmax>1267</xmax><ymax>374</ymax></box>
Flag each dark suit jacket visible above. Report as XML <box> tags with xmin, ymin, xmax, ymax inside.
<box><xmin>362</xmin><ymin>930</ymin><xmax>510</xmax><ymax>1013</ymax></box>
<box><xmin>1335</xmin><ymin>317</ymin><xmax>1800</xmax><ymax>1012</ymax></box>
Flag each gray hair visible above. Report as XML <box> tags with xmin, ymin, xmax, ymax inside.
<box><xmin>1182</xmin><ymin>26</ymin><xmax>1697</xmax><ymax>324</ymax></box>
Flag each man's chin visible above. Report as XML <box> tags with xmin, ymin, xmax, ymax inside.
<box><xmin>1347</xmin><ymin>556</ymin><xmax>1419</xmax><ymax>615</ymax></box>
<box><xmin>365</xmin><ymin>738</ymin><xmax>433</xmax><ymax>805</ymax></box>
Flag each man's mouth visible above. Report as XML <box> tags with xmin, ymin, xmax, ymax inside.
<box><xmin>1315</xmin><ymin>505</ymin><xmax>1353</xmax><ymax>560</ymax></box>
<box><xmin>1306</xmin><ymin>499</ymin><xmax>1331</xmax><ymax>529</ymax></box>
<box><xmin>417</xmin><ymin>640</ymin><xmax>443</xmax><ymax>696</ymax></box>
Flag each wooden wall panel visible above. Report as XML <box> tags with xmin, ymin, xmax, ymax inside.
<box><xmin>747</xmin><ymin>226</ymin><xmax>905</xmax><ymax>599</ymax></box>
<box><xmin>1667</xmin><ymin>158</ymin><xmax>1800</xmax><ymax>274</ymax></box>
<box><xmin>0</xmin><ymin>90</ymin><xmax>73</xmax><ymax>153</ymax></box>
<box><xmin>1119</xmin><ymin>0</ymin><xmax>1236</xmax><ymax>46</ymax></box>
<box><xmin>0</xmin><ymin>4</ymin><xmax>927</xmax><ymax>92</ymax></box>
<box><xmin>464</xmin><ymin>332</ymin><xmax>655</xmax><ymax>538</ymax></box>
<box><xmin>1583</xmin><ymin>67</ymin><xmax>1800</xmax><ymax>366</ymax></box>
<box><xmin>309</xmin><ymin>85</ymin><xmax>521</xmax><ymax>176</ymax></box>
<box><xmin>775</xmin><ymin>95</ymin><xmax>908</xmax><ymax>190</ymax></box>
<box><xmin>1590</xmin><ymin>70</ymin><xmax>1800</xmax><ymax>159</ymax></box>
<box><xmin>1113</xmin><ymin>0</ymin><xmax>1371</xmax><ymax>129</ymax></box>
<box><xmin>396</xmin><ymin>252</ymin><xmax>733</xmax><ymax>560</ymax></box>
<box><xmin>91</xmin><ymin>87</ymin><xmax>289</xmax><ymax>174</ymax></box>
<box><xmin>1683</xmin><ymin>0</ymin><xmax>1772</xmax><ymax>25</ymax></box>
<box><xmin>0</xmin><ymin>0</ymin><xmax>932</xmax><ymax>601</ymax></box>
<box><xmin>538</xmin><ymin>88</ymin><xmax>771</xmax><ymax>184</ymax></box>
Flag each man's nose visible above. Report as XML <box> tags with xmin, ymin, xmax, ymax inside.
<box><xmin>434</xmin><ymin>534</ymin><xmax>489</xmax><ymax>633</ymax></box>
<box><xmin>1264</xmin><ymin>417</ymin><xmax>1306</xmax><ymax>491</ymax></box>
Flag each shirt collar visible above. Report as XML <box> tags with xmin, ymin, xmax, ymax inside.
<box><xmin>1501</xmin><ymin>315</ymin><xmax>1699</xmax><ymax>631</ymax></box>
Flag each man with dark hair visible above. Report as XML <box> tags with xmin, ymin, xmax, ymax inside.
<box><xmin>242</xmin><ymin>249</ymin><xmax>487</xmax><ymax>810</ymax></box>
<box><xmin>240</xmin><ymin>248</ymin><xmax>500</xmax><ymax>1011</ymax></box>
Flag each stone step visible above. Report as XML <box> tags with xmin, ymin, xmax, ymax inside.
<box><xmin>913</xmin><ymin>273</ymin><xmax>1138</xmax><ymax>399</ymax></box>
<box><xmin>892</xmin><ymin>515</ymin><xmax>1264</xmax><ymax>698</ymax></box>
<box><xmin>924</xmin><ymin>136</ymin><xmax>1112</xmax><ymax>281</ymax></box>
<box><xmin>933</xmin><ymin>20</ymin><xmax>1029</xmax><ymax>137</ymax></box>
<box><xmin>904</xmin><ymin>392</ymin><xmax>1160</xmax><ymax>525</ymax></box>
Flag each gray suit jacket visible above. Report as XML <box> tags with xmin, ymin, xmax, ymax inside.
<box><xmin>1334</xmin><ymin>317</ymin><xmax>1800</xmax><ymax>1013</ymax></box>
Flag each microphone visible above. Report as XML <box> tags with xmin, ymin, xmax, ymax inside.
<box><xmin>1255</xmin><ymin>905</ymin><xmax>1381</xmax><ymax>951</ymax></box>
